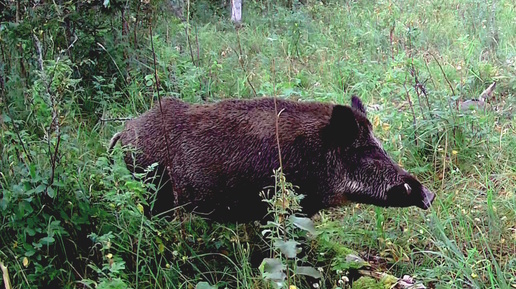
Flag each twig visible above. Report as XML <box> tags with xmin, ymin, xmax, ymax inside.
<box><xmin>133</xmin><ymin>0</ymin><xmax>141</xmax><ymax>48</ymax></box>
<box><xmin>403</xmin><ymin>81</ymin><xmax>419</xmax><ymax>146</ymax></box>
<box><xmin>182</xmin><ymin>0</ymin><xmax>207</xmax><ymax>100</ymax></box>
<box><xmin>184</xmin><ymin>0</ymin><xmax>196</xmax><ymax>65</ymax></box>
<box><xmin>194</xmin><ymin>26</ymin><xmax>207</xmax><ymax>100</ymax></box>
<box><xmin>0</xmin><ymin>260</ymin><xmax>12</xmax><ymax>289</ymax></box>
<box><xmin>271</xmin><ymin>60</ymin><xmax>283</xmax><ymax>177</ymax></box>
<box><xmin>417</xmin><ymin>76</ymin><xmax>431</xmax><ymax>111</ymax></box>
<box><xmin>441</xmin><ymin>132</ymin><xmax>447</xmax><ymax>190</ymax></box>
<box><xmin>100</xmin><ymin>117</ymin><xmax>132</xmax><ymax>122</ymax></box>
<box><xmin>33</xmin><ymin>33</ymin><xmax>61</xmax><ymax>190</ymax></box>
<box><xmin>410</xmin><ymin>64</ymin><xmax>427</xmax><ymax>120</ymax></box>
<box><xmin>233</xmin><ymin>29</ymin><xmax>257</xmax><ymax>97</ymax></box>
<box><xmin>195</xmin><ymin>26</ymin><xmax>201</xmax><ymax>67</ymax></box>
<box><xmin>423</xmin><ymin>54</ymin><xmax>437</xmax><ymax>89</ymax></box>
<box><xmin>149</xmin><ymin>16</ymin><xmax>177</xmax><ymax>209</ymax></box>
<box><xmin>62</xmin><ymin>33</ymin><xmax>78</xmax><ymax>54</ymax></box>
<box><xmin>97</xmin><ymin>42</ymin><xmax>128</xmax><ymax>86</ymax></box>
<box><xmin>389</xmin><ymin>21</ymin><xmax>395</xmax><ymax>60</ymax></box>
<box><xmin>48</xmin><ymin>132</ymin><xmax>61</xmax><ymax>187</ymax></box>
<box><xmin>272</xmin><ymin>56</ymin><xmax>292</xmax><ymax>287</ymax></box>
<box><xmin>3</xmin><ymin>103</ymin><xmax>33</xmax><ymax>164</ymax></box>
<box><xmin>429</xmin><ymin>52</ymin><xmax>455</xmax><ymax>96</ymax></box>
<box><xmin>184</xmin><ymin>25</ymin><xmax>196</xmax><ymax>64</ymax></box>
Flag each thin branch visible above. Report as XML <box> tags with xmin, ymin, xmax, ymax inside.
<box><xmin>34</xmin><ymin>33</ymin><xmax>61</xmax><ymax>190</ymax></box>
<box><xmin>271</xmin><ymin>56</ymin><xmax>292</xmax><ymax>287</ymax></box>
<box><xmin>64</xmin><ymin>33</ymin><xmax>78</xmax><ymax>54</ymax></box>
<box><xmin>403</xmin><ymin>81</ymin><xmax>419</xmax><ymax>146</ymax></box>
<box><xmin>1</xmin><ymin>57</ymin><xmax>32</xmax><ymax>164</ymax></box>
<box><xmin>97</xmin><ymin>42</ymin><xmax>128</xmax><ymax>86</ymax></box>
<box><xmin>271</xmin><ymin>59</ymin><xmax>283</xmax><ymax>175</ymax></box>
<box><xmin>410</xmin><ymin>64</ymin><xmax>427</xmax><ymax>120</ymax></box>
<box><xmin>389</xmin><ymin>21</ymin><xmax>395</xmax><ymax>60</ymax></box>
<box><xmin>429</xmin><ymin>52</ymin><xmax>455</xmax><ymax>96</ymax></box>
<box><xmin>234</xmin><ymin>28</ymin><xmax>257</xmax><ymax>97</ymax></box>
<box><xmin>149</xmin><ymin>17</ymin><xmax>176</xmax><ymax>208</ymax></box>
<box><xmin>4</xmin><ymin>105</ymin><xmax>33</xmax><ymax>164</ymax></box>
<box><xmin>0</xmin><ymin>260</ymin><xmax>12</xmax><ymax>289</ymax></box>
<box><xmin>423</xmin><ymin>53</ymin><xmax>437</xmax><ymax>89</ymax></box>
<box><xmin>441</xmin><ymin>132</ymin><xmax>447</xmax><ymax>190</ymax></box>
<box><xmin>184</xmin><ymin>0</ymin><xmax>196</xmax><ymax>65</ymax></box>
<box><xmin>195</xmin><ymin>26</ymin><xmax>201</xmax><ymax>67</ymax></box>
<box><xmin>100</xmin><ymin>117</ymin><xmax>132</xmax><ymax>122</ymax></box>
<box><xmin>134</xmin><ymin>1</ymin><xmax>141</xmax><ymax>48</ymax></box>
<box><xmin>48</xmin><ymin>133</ymin><xmax>61</xmax><ymax>187</ymax></box>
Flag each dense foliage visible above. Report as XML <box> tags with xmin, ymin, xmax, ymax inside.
<box><xmin>1</xmin><ymin>0</ymin><xmax>515</xmax><ymax>288</ymax></box>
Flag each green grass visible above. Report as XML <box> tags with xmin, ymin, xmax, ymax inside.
<box><xmin>1</xmin><ymin>0</ymin><xmax>515</xmax><ymax>288</ymax></box>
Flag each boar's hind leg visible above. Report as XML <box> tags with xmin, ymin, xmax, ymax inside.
<box><xmin>142</xmin><ymin>165</ymin><xmax>176</xmax><ymax>218</ymax></box>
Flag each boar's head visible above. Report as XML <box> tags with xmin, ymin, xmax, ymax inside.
<box><xmin>322</xmin><ymin>96</ymin><xmax>435</xmax><ymax>210</ymax></box>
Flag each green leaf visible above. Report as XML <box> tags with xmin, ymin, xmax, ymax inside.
<box><xmin>295</xmin><ymin>266</ymin><xmax>322</xmax><ymax>279</ymax></box>
<box><xmin>97</xmin><ymin>278</ymin><xmax>128</xmax><ymax>289</ymax></box>
<box><xmin>103</xmin><ymin>0</ymin><xmax>110</xmax><ymax>8</ymax></box>
<box><xmin>47</xmin><ymin>186</ymin><xmax>55</xmax><ymax>198</ymax></box>
<box><xmin>2</xmin><ymin>113</ymin><xmax>11</xmax><ymax>123</ymax></box>
<box><xmin>344</xmin><ymin>254</ymin><xmax>369</xmax><ymax>269</ymax></box>
<box><xmin>29</xmin><ymin>164</ymin><xmax>37</xmax><ymax>179</ymax></box>
<box><xmin>24</xmin><ymin>249</ymin><xmax>36</xmax><ymax>257</ymax></box>
<box><xmin>274</xmin><ymin>240</ymin><xmax>299</xmax><ymax>258</ymax></box>
<box><xmin>290</xmin><ymin>216</ymin><xmax>317</xmax><ymax>235</ymax></box>
<box><xmin>259</xmin><ymin>258</ymin><xmax>286</xmax><ymax>283</ymax></box>
<box><xmin>109</xmin><ymin>259</ymin><xmax>126</xmax><ymax>274</ymax></box>
<box><xmin>34</xmin><ymin>184</ymin><xmax>46</xmax><ymax>194</ymax></box>
<box><xmin>195</xmin><ymin>282</ymin><xmax>217</xmax><ymax>289</ymax></box>
<box><xmin>39</xmin><ymin>236</ymin><xmax>55</xmax><ymax>245</ymax></box>
<box><xmin>24</xmin><ymin>227</ymin><xmax>36</xmax><ymax>237</ymax></box>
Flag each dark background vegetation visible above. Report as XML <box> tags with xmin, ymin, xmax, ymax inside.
<box><xmin>1</xmin><ymin>0</ymin><xmax>515</xmax><ymax>288</ymax></box>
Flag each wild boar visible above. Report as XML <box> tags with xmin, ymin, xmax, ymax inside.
<box><xmin>109</xmin><ymin>96</ymin><xmax>435</xmax><ymax>221</ymax></box>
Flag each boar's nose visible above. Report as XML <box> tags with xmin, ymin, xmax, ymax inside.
<box><xmin>418</xmin><ymin>186</ymin><xmax>435</xmax><ymax>210</ymax></box>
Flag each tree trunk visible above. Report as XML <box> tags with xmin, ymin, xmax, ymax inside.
<box><xmin>231</xmin><ymin>0</ymin><xmax>242</xmax><ymax>24</ymax></box>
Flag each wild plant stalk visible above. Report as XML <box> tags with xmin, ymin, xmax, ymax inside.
<box><xmin>185</xmin><ymin>0</ymin><xmax>196</xmax><ymax>65</ymax></box>
<box><xmin>429</xmin><ymin>52</ymin><xmax>455</xmax><ymax>96</ymax></box>
<box><xmin>0</xmin><ymin>260</ymin><xmax>12</xmax><ymax>289</ymax></box>
<box><xmin>410</xmin><ymin>65</ymin><xmax>428</xmax><ymax>119</ymax></box>
<box><xmin>148</xmin><ymin>14</ymin><xmax>177</xmax><ymax>210</ymax></box>
<box><xmin>33</xmin><ymin>33</ymin><xmax>61</xmax><ymax>191</ymax></box>
<box><xmin>234</xmin><ymin>28</ymin><xmax>257</xmax><ymax>97</ymax></box>
<box><xmin>271</xmin><ymin>57</ymin><xmax>298</xmax><ymax>287</ymax></box>
<box><xmin>441</xmin><ymin>132</ymin><xmax>448</xmax><ymax>190</ymax></box>
<box><xmin>3</xmin><ymin>102</ymin><xmax>32</xmax><ymax>165</ymax></box>
<box><xmin>403</xmin><ymin>82</ymin><xmax>419</xmax><ymax>146</ymax></box>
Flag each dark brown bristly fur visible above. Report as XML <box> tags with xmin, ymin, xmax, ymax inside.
<box><xmin>110</xmin><ymin>97</ymin><xmax>435</xmax><ymax>221</ymax></box>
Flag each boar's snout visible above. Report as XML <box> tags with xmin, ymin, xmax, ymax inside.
<box><xmin>385</xmin><ymin>175</ymin><xmax>435</xmax><ymax>210</ymax></box>
<box><xmin>419</xmin><ymin>186</ymin><xmax>435</xmax><ymax>210</ymax></box>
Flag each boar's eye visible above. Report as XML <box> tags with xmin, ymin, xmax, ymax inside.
<box><xmin>323</xmin><ymin>105</ymin><xmax>359</xmax><ymax>146</ymax></box>
<box><xmin>357</xmin><ymin>147</ymin><xmax>386</xmax><ymax>163</ymax></box>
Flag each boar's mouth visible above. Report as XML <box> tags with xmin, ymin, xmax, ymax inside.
<box><xmin>385</xmin><ymin>181</ymin><xmax>435</xmax><ymax>210</ymax></box>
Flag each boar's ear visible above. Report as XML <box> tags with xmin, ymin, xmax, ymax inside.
<box><xmin>351</xmin><ymin>95</ymin><xmax>366</xmax><ymax>115</ymax></box>
<box><xmin>323</xmin><ymin>105</ymin><xmax>359</xmax><ymax>146</ymax></box>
